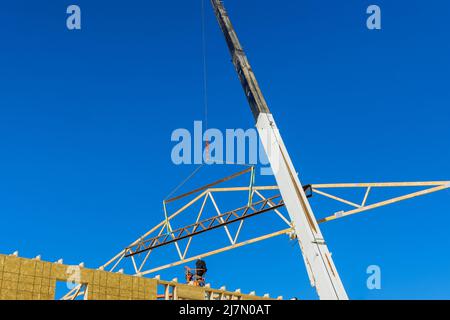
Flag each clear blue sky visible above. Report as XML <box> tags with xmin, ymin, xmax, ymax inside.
<box><xmin>0</xmin><ymin>0</ymin><xmax>449</xmax><ymax>300</ymax></box>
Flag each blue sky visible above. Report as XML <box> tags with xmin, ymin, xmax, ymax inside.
<box><xmin>0</xmin><ymin>0</ymin><xmax>449</xmax><ymax>300</ymax></box>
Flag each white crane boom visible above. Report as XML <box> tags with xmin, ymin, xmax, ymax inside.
<box><xmin>210</xmin><ymin>0</ymin><xmax>348</xmax><ymax>300</ymax></box>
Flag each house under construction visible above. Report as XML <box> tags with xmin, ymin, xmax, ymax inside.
<box><xmin>0</xmin><ymin>0</ymin><xmax>448</xmax><ymax>300</ymax></box>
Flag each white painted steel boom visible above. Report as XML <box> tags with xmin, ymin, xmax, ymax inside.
<box><xmin>210</xmin><ymin>0</ymin><xmax>348</xmax><ymax>300</ymax></box>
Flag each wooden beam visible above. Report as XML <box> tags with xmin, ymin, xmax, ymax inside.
<box><xmin>361</xmin><ymin>187</ymin><xmax>371</xmax><ymax>207</ymax></box>
<box><xmin>312</xmin><ymin>181</ymin><xmax>449</xmax><ymax>189</ymax></box>
<box><xmin>209</xmin><ymin>186</ymin><xmax>279</xmax><ymax>192</ymax></box>
<box><xmin>318</xmin><ymin>184</ymin><xmax>449</xmax><ymax>223</ymax></box>
<box><xmin>139</xmin><ymin>228</ymin><xmax>293</xmax><ymax>276</ymax></box>
<box><xmin>312</xmin><ymin>188</ymin><xmax>361</xmax><ymax>208</ymax></box>
<box><xmin>165</xmin><ymin>167</ymin><xmax>253</xmax><ymax>204</ymax></box>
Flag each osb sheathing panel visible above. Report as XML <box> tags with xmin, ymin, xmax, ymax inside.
<box><xmin>0</xmin><ymin>255</ymin><xmax>55</xmax><ymax>300</ymax></box>
<box><xmin>0</xmin><ymin>254</ymin><xmax>157</xmax><ymax>300</ymax></box>
<box><xmin>177</xmin><ymin>284</ymin><xmax>206</xmax><ymax>300</ymax></box>
<box><xmin>241</xmin><ymin>294</ymin><xmax>271</xmax><ymax>301</ymax></box>
<box><xmin>88</xmin><ymin>270</ymin><xmax>157</xmax><ymax>300</ymax></box>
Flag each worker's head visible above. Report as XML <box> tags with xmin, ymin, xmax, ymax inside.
<box><xmin>195</xmin><ymin>259</ymin><xmax>207</xmax><ymax>277</ymax></box>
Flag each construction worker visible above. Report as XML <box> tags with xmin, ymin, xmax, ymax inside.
<box><xmin>185</xmin><ymin>259</ymin><xmax>207</xmax><ymax>287</ymax></box>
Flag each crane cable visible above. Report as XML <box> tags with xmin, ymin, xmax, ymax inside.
<box><xmin>162</xmin><ymin>1</ymin><xmax>210</xmax><ymax>233</ymax></box>
<box><xmin>201</xmin><ymin>0</ymin><xmax>211</xmax><ymax>162</ymax></box>
<box><xmin>161</xmin><ymin>1</ymin><xmax>257</xmax><ymax>232</ymax></box>
<box><xmin>163</xmin><ymin>164</ymin><xmax>204</xmax><ymax>233</ymax></box>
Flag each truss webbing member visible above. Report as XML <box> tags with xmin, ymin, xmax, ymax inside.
<box><xmin>163</xmin><ymin>200</ymin><xmax>173</xmax><ymax>235</ymax></box>
<box><xmin>247</xmin><ymin>166</ymin><xmax>256</xmax><ymax>206</ymax></box>
<box><xmin>209</xmin><ymin>0</ymin><xmax>348</xmax><ymax>299</ymax></box>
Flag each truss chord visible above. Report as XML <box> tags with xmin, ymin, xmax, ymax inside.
<box><xmin>138</xmin><ymin>228</ymin><xmax>293</xmax><ymax>276</ymax></box>
<box><xmin>317</xmin><ymin>184</ymin><xmax>449</xmax><ymax>223</ymax></box>
<box><xmin>125</xmin><ymin>195</ymin><xmax>284</xmax><ymax>257</ymax></box>
<box><xmin>138</xmin><ymin>195</ymin><xmax>282</xmax><ymax>248</ymax></box>
<box><xmin>165</xmin><ymin>167</ymin><xmax>253</xmax><ymax>204</ymax></box>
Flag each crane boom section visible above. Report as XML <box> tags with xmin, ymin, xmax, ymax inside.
<box><xmin>210</xmin><ymin>0</ymin><xmax>348</xmax><ymax>300</ymax></box>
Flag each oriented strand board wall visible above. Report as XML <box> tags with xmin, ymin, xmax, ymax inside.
<box><xmin>0</xmin><ymin>254</ymin><xmax>157</xmax><ymax>300</ymax></box>
<box><xmin>88</xmin><ymin>270</ymin><xmax>157</xmax><ymax>300</ymax></box>
<box><xmin>177</xmin><ymin>283</ymin><xmax>206</xmax><ymax>300</ymax></box>
<box><xmin>0</xmin><ymin>254</ymin><xmax>56</xmax><ymax>300</ymax></box>
<box><xmin>0</xmin><ymin>254</ymin><xmax>276</xmax><ymax>300</ymax></box>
